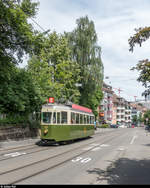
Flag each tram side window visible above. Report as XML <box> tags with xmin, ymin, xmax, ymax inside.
<box><xmin>84</xmin><ymin>115</ymin><xmax>87</xmax><ymax>124</ymax></box>
<box><xmin>61</xmin><ymin>111</ymin><xmax>67</xmax><ymax>124</ymax></box>
<box><xmin>43</xmin><ymin>112</ymin><xmax>52</xmax><ymax>123</ymax></box>
<box><xmin>71</xmin><ymin>112</ymin><xmax>76</xmax><ymax>124</ymax></box>
<box><xmin>90</xmin><ymin>116</ymin><xmax>94</xmax><ymax>124</ymax></box>
<box><xmin>90</xmin><ymin>116</ymin><xmax>92</xmax><ymax>124</ymax></box>
<box><xmin>57</xmin><ymin>112</ymin><xmax>60</xmax><ymax>124</ymax></box>
<box><xmin>53</xmin><ymin>112</ymin><xmax>56</xmax><ymax>124</ymax></box>
<box><xmin>76</xmin><ymin>113</ymin><xmax>79</xmax><ymax>124</ymax></box>
<box><xmin>87</xmin><ymin>116</ymin><xmax>90</xmax><ymax>124</ymax></box>
<box><xmin>80</xmin><ymin>114</ymin><xmax>83</xmax><ymax>124</ymax></box>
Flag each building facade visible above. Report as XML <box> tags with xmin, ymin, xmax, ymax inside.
<box><xmin>99</xmin><ymin>82</ymin><xmax>147</xmax><ymax>127</ymax></box>
<box><xmin>99</xmin><ymin>82</ymin><xmax>113</xmax><ymax>124</ymax></box>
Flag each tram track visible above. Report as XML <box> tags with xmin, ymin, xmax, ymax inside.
<box><xmin>0</xmin><ymin>143</ymin><xmax>36</xmax><ymax>152</ymax></box>
<box><xmin>0</xmin><ymin>129</ymin><xmax>116</xmax><ymax>162</ymax></box>
<box><xmin>0</xmin><ymin>145</ymin><xmax>55</xmax><ymax>162</ymax></box>
<box><xmin>0</xmin><ymin>129</ymin><xmax>127</xmax><ymax>184</ymax></box>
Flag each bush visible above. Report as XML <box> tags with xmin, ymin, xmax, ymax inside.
<box><xmin>97</xmin><ymin>124</ymin><xmax>109</xmax><ymax>128</ymax></box>
<box><xmin>0</xmin><ymin>115</ymin><xmax>30</xmax><ymax>128</ymax></box>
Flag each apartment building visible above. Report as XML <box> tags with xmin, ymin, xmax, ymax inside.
<box><xmin>99</xmin><ymin>82</ymin><xmax>113</xmax><ymax>124</ymax></box>
<box><xmin>116</xmin><ymin>97</ymin><xmax>125</xmax><ymax>126</ymax></box>
<box><xmin>125</xmin><ymin>101</ymin><xmax>132</xmax><ymax>127</ymax></box>
<box><xmin>99</xmin><ymin>82</ymin><xmax>146</xmax><ymax>127</ymax></box>
<box><xmin>112</xmin><ymin>95</ymin><xmax>132</xmax><ymax>127</ymax></box>
<box><xmin>112</xmin><ymin>94</ymin><xmax>118</xmax><ymax>124</ymax></box>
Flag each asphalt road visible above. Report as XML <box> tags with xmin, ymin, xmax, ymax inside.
<box><xmin>0</xmin><ymin>127</ymin><xmax>150</xmax><ymax>185</ymax></box>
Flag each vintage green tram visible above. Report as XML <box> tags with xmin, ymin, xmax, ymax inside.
<box><xmin>40</xmin><ymin>102</ymin><xmax>95</xmax><ymax>144</ymax></box>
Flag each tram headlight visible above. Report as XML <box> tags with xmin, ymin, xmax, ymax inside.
<box><xmin>44</xmin><ymin>129</ymin><xmax>48</xmax><ymax>135</ymax></box>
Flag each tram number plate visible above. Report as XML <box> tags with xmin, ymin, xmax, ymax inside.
<box><xmin>71</xmin><ymin>156</ymin><xmax>91</xmax><ymax>164</ymax></box>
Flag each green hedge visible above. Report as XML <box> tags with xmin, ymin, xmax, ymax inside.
<box><xmin>97</xmin><ymin>124</ymin><xmax>109</xmax><ymax>128</ymax></box>
<box><xmin>0</xmin><ymin>116</ymin><xmax>40</xmax><ymax>129</ymax></box>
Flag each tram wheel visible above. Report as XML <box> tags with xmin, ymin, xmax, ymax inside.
<box><xmin>58</xmin><ymin>141</ymin><xmax>67</xmax><ymax>145</ymax></box>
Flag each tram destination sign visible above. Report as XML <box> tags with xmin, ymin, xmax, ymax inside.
<box><xmin>49</xmin><ymin>97</ymin><xmax>55</xmax><ymax>103</ymax></box>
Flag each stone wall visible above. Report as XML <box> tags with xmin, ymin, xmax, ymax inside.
<box><xmin>0</xmin><ymin>126</ymin><xmax>40</xmax><ymax>141</ymax></box>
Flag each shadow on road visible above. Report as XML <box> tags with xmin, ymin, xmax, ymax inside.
<box><xmin>143</xmin><ymin>143</ymin><xmax>150</xmax><ymax>147</ymax></box>
<box><xmin>87</xmin><ymin>158</ymin><xmax>150</xmax><ymax>185</ymax></box>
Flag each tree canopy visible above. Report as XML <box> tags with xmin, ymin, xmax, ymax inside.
<box><xmin>65</xmin><ymin>16</ymin><xmax>104</xmax><ymax>115</ymax></box>
<box><xmin>0</xmin><ymin>0</ymin><xmax>39</xmax><ymax>64</ymax></box>
<box><xmin>143</xmin><ymin>110</ymin><xmax>150</xmax><ymax>127</ymax></box>
<box><xmin>129</xmin><ymin>27</ymin><xmax>150</xmax><ymax>97</ymax></box>
<box><xmin>0</xmin><ymin>0</ymin><xmax>103</xmax><ymax>119</ymax></box>
<box><xmin>0</xmin><ymin>0</ymin><xmax>42</xmax><ymax>116</ymax></box>
<box><xmin>0</xmin><ymin>64</ymin><xmax>42</xmax><ymax>115</ymax></box>
<box><xmin>27</xmin><ymin>32</ymin><xmax>81</xmax><ymax>104</ymax></box>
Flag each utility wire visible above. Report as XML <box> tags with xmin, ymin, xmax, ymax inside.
<box><xmin>30</xmin><ymin>17</ymin><xmax>46</xmax><ymax>33</ymax></box>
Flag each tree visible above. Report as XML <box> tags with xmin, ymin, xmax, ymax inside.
<box><xmin>0</xmin><ymin>0</ymin><xmax>39</xmax><ymax>64</ymax></box>
<box><xmin>143</xmin><ymin>110</ymin><xmax>150</xmax><ymax>127</ymax></box>
<box><xmin>0</xmin><ymin>65</ymin><xmax>42</xmax><ymax>116</ymax></box>
<box><xmin>138</xmin><ymin>112</ymin><xmax>143</xmax><ymax>126</ymax></box>
<box><xmin>129</xmin><ymin>27</ymin><xmax>150</xmax><ymax>96</ymax></box>
<box><xmin>27</xmin><ymin>32</ymin><xmax>81</xmax><ymax>103</ymax></box>
<box><xmin>0</xmin><ymin>0</ymin><xmax>54</xmax><ymax>117</ymax></box>
<box><xmin>65</xmin><ymin>16</ymin><xmax>104</xmax><ymax>115</ymax></box>
<box><xmin>132</xmin><ymin>115</ymin><xmax>138</xmax><ymax>126</ymax></box>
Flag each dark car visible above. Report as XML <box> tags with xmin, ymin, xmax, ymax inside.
<box><xmin>145</xmin><ymin>126</ymin><xmax>150</xmax><ymax>130</ymax></box>
<box><xmin>110</xmin><ymin>124</ymin><xmax>118</xmax><ymax>128</ymax></box>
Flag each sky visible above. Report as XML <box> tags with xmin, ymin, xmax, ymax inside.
<box><xmin>26</xmin><ymin>0</ymin><xmax>150</xmax><ymax>101</ymax></box>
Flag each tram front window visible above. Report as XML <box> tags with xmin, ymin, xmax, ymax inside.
<box><xmin>43</xmin><ymin>112</ymin><xmax>52</xmax><ymax>123</ymax></box>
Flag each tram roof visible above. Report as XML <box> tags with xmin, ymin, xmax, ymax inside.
<box><xmin>42</xmin><ymin>103</ymin><xmax>94</xmax><ymax>115</ymax></box>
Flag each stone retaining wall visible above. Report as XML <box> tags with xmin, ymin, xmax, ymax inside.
<box><xmin>0</xmin><ymin>126</ymin><xmax>40</xmax><ymax>141</ymax></box>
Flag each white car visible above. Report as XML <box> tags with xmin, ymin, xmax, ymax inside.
<box><xmin>118</xmin><ymin>125</ymin><xmax>126</xmax><ymax>128</ymax></box>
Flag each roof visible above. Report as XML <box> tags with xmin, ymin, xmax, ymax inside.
<box><xmin>42</xmin><ymin>103</ymin><xmax>93</xmax><ymax>114</ymax></box>
<box><xmin>72</xmin><ymin>104</ymin><xmax>92</xmax><ymax>113</ymax></box>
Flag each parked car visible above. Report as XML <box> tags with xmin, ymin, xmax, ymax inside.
<box><xmin>118</xmin><ymin>125</ymin><xmax>126</xmax><ymax>128</ymax></box>
<box><xmin>110</xmin><ymin>124</ymin><xmax>118</xmax><ymax>128</ymax></box>
<box><xmin>145</xmin><ymin>126</ymin><xmax>150</xmax><ymax>130</ymax></box>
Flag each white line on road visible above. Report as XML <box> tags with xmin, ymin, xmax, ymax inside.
<box><xmin>4</xmin><ymin>152</ymin><xmax>26</xmax><ymax>157</ymax></box>
<box><xmin>117</xmin><ymin>146</ymin><xmax>126</xmax><ymax>151</ymax></box>
<box><xmin>90</xmin><ymin>143</ymin><xmax>100</xmax><ymax>146</ymax></box>
<box><xmin>100</xmin><ymin>144</ymin><xmax>110</xmax><ymax>147</ymax></box>
<box><xmin>83</xmin><ymin>146</ymin><xmax>94</xmax><ymax>151</ymax></box>
<box><xmin>91</xmin><ymin>147</ymin><xmax>101</xmax><ymax>151</ymax></box>
<box><xmin>130</xmin><ymin>135</ymin><xmax>137</xmax><ymax>145</ymax></box>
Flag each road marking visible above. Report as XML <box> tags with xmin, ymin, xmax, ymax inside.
<box><xmin>71</xmin><ymin>157</ymin><xmax>82</xmax><ymax>163</ymax></box>
<box><xmin>71</xmin><ymin>157</ymin><xmax>92</xmax><ymax>164</ymax></box>
<box><xmin>90</xmin><ymin>143</ymin><xmax>100</xmax><ymax>146</ymax></box>
<box><xmin>91</xmin><ymin>147</ymin><xmax>101</xmax><ymax>151</ymax></box>
<box><xmin>4</xmin><ymin>152</ymin><xmax>26</xmax><ymax>158</ymax></box>
<box><xmin>130</xmin><ymin>135</ymin><xmax>137</xmax><ymax>145</ymax></box>
<box><xmin>83</xmin><ymin>146</ymin><xmax>94</xmax><ymax>151</ymax></box>
<box><xmin>100</xmin><ymin>144</ymin><xmax>110</xmax><ymax>147</ymax></box>
<box><xmin>83</xmin><ymin>143</ymin><xmax>110</xmax><ymax>151</ymax></box>
<box><xmin>118</xmin><ymin>147</ymin><xmax>125</xmax><ymax>151</ymax></box>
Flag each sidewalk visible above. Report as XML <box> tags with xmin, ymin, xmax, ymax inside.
<box><xmin>0</xmin><ymin>137</ymin><xmax>40</xmax><ymax>150</ymax></box>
